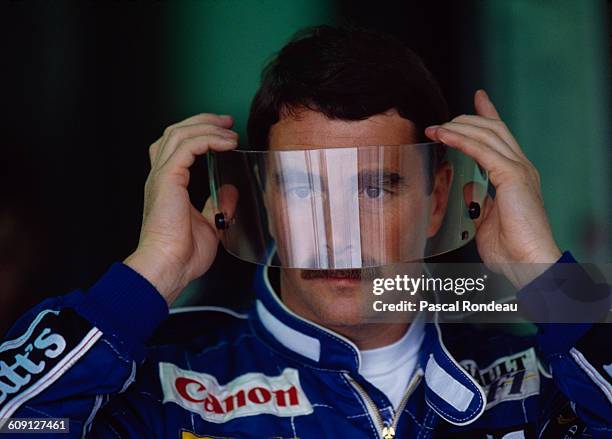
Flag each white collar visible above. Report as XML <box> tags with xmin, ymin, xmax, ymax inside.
<box><xmin>360</xmin><ymin>312</ymin><xmax>425</xmax><ymax>377</ymax></box>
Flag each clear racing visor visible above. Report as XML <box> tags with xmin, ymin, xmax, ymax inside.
<box><xmin>207</xmin><ymin>143</ymin><xmax>488</xmax><ymax>269</ymax></box>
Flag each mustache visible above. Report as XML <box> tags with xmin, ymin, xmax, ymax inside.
<box><xmin>300</xmin><ymin>265</ymin><xmax>383</xmax><ymax>280</ymax></box>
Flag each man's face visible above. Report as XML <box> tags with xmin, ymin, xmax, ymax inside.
<box><xmin>265</xmin><ymin>108</ymin><xmax>451</xmax><ymax>327</ymax></box>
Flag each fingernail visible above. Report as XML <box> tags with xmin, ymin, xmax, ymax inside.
<box><xmin>221</xmin><ymin>137</ymin><xmax>237</xmax><ymax>145</ymax></box>
<box><xmin>425</xmin><ymin>126</ymin><xmax>439</xmax><ymax>137</ymax></box>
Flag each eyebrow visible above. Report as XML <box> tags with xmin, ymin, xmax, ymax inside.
<box><xmin>273</xmin><ymin>169</ymin><xmax>323</xmax><ymax>186</ymax></box>
<box><xmin>357</xmin><ymin>170</ymin><xmax>406</xmax><ymax>186</ymax></box>
<box><xmin>272</xmin><ymin>169</ymin><xmax>405</xmax><ymax>186</ymax></box>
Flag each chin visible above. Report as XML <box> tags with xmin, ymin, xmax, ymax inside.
<box><xmin>282</xmin><ymin>272</ymin><xmax>372</xmax><ymax>327</ymax></box>
<box><xmin>308</xmin><ymin>283</ymin><xmax>368</xmax><ymax>327</ymax></box>
<box><xmin>317</xmin><ymin>306</ymin><xmax>366</xmax><ymax>328</ymax></box>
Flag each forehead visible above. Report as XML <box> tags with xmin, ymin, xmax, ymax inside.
<box><xmin>268</xmin><ymin>108</ymin><xmax>419</xmax><ymax>150</ymax></box>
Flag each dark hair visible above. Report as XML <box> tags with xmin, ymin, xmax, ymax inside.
<box><xmin>247</xmin><ymin>25</ymin><xmax>449</xmax><ymax>190</ymax></box>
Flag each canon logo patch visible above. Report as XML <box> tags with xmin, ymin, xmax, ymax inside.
<box><xmin>159</xmin><ymin>363</ymin><xmax>313</xmax><ymax>423</ymax></box>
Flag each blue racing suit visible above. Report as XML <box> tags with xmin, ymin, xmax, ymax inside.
<box><xmin>0</xmin><ymin>252</ymin><xmax>610</xmax><ymax>438</ymax></box>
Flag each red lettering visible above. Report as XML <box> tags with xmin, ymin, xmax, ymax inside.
<box><xmin>204</xmin><ymin>394</ymin><xmax>225</xmax><ymax>414</ymax></box>
<box><xmin>176</xmin><ymin>378</ymin><xmax>207</xmax><ymax>403</ymax></box>
<box><xmin>274</xmin><ymin>386</ymin><xmax>299</xmax><ymax>407</ymax></box>
<box><xmin>175</xmin><ymin>375</ymin><xmax>302</xmax><ymax>414</ymax></box>
<box><xmin>248</xmin><ymin>387</ymin><xmax>272</xmax><ymax>404</ymax></box>
<box><xmin>223</xmin><ymin>389</ymin><xmax>246</xmax><ymax>412</ymax></box>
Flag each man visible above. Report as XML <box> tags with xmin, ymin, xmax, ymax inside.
<box><xmin>1</xmin><ymin>26</ymin><xmax>609</xmax><ymax>438</ymax></box>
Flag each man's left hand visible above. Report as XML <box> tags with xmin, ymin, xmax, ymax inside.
<box><xmin>425</xmin><ymin>89</ymin><xmax>562</xmax><ymax>288</ymax></box>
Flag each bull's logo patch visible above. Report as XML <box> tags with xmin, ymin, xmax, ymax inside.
<box><xmin>461</xmin><ymin>348</ymin><xmax>539</xmax><ymax>409</ymax></box>
<box><xmin>539</xmin><ymin>401</ymin><xmax>587</xmax><ymax>438</ymax></box>
<box><xmin>160</xmin><ymin>363</ymin><xmax>313</xmax><ymax>423</ymax></box>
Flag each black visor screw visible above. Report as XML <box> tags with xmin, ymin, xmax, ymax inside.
<box><xmin>215</xmin><ymin>212</ymin><xmax>227</xmax><ymax>230</ymax></box>
<box><xmin>468</xmin><ymin>202</ymin><xmax>480</xmax><ymax>220</ymax></box>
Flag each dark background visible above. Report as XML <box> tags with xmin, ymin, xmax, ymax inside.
<box><xmin>1</xmin><ymin>0</ymin><xmax>610</xmax><ymax>335</ymax></box>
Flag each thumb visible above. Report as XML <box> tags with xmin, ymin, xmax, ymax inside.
<box><xmin>474</xmin><ymin>89</ymin><xmax>501</xmax><ymax>120</ymax></box>
<box><xmin>202</xmin><ymin>184</ymin><xmax>239</xmax><ymax>232</ymax></box>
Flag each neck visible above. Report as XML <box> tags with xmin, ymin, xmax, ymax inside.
<box><xmin>327</xmin><ymin>321</ymin><xmax>410</xmax><ymax>350</ymax></box>
<box><xmin>279</xmin><ymin>270</ymin><xmax>410</xmax><ymax>350</ymax></box>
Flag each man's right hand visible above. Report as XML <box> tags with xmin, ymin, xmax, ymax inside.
<box><xmin>124</xmin><ymin>114</ymin><xmax>238</xmax><ymax>305</ymax></box>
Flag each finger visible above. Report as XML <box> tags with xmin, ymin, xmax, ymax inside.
<box><xmin>433</xmin><ymin>122</ymin><xmax>520</xmax><ymax>161</ymax></box>
<box><xmin>156</xmin><ymin>124</ymin><xmax>238</xmax><ymax>166</ymax></box>
<box><xmin>158</xmin><ymin>135</ymin><xmax>237</xmax><ymax>183</ymax></box>
<box><xmin>450</xmin><ymin>114</ymin><xmax>526</xmax><ymax>159</ymax></box>
<box><xmin>474</xmin><ymin>89</ymin><xmax>501</xmax><ymax>120</ymax></box>
<box><xmin>149</xmin><ymin>137</ymin><xmax>163</xmax><ymax>165</ymax></box>
<box><xmin>165</xmin><ymin>114</ymin><xmax>234</xmax><ymax>135</ymax></box>
<box><xmin>476</xmin><ymin>195</ymin><xmax>494</xmax><ymax>231</ymax></box>
<box><xmin>202</xmin><ymin>184</ymin><xmax>239</xmax><ymax>233</ymax></box>
<box><xmin>202</xmin><ymin>196</ymin><xmax>216</xmax><ymax>229</ymax></box>
<box><xmin>431</xmin><ymin>127</ymin><xmax>521</xmax><ymax>187</ymax></box>
<box><xmin>153</xmin><ymin>113</ymin><xmax>234</xmax><ymax>165</ymax></box>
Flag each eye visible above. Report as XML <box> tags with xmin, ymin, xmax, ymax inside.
<box><xmin>364</xmin><ymin>186</ymin><xmax>384</xmax><ymax>199</ymax></box>
<box><xmin>288</xmin><ymin>186</ymin><xmax>314</xmax><ymax>199</ymax></box>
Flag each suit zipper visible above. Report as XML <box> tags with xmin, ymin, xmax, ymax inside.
<box><xmin>346</xmin><ymin>370</ymin><xmax>423</xmax><ymax>439</ymax></box>
<box><xmin>389</xmin><ymin>370</ymin><xmax>423</xmax><ymax>436</ymax></box>
<box><xmin>346</xmin><ymin>374</ymin><xmax>385</xmax><ymax>438</ymax></box>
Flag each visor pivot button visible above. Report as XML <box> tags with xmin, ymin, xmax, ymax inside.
<box><xmin>468</xmin><ymin>202</ymin><xmax>480</xmax><ymax>220</ymax></box>
<box><xmin>215</xmin><ymin>212</ymin><xmax>228</xmax><ymax>230</ymax></box>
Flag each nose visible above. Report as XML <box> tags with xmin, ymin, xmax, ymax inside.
<box><xmin>323</xmin><ymin>206</ymin><xmax>363</xmax><ymax>268</ymax></box>
<box><xmin>324</xmin><ymin>243</ymin><xmax>357</xmax><ymax>269</ymax></box>
<box><xmin>317</xmin><ymin>148</ymin><xmax>364</xmax><ymax>268</ymax></box>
